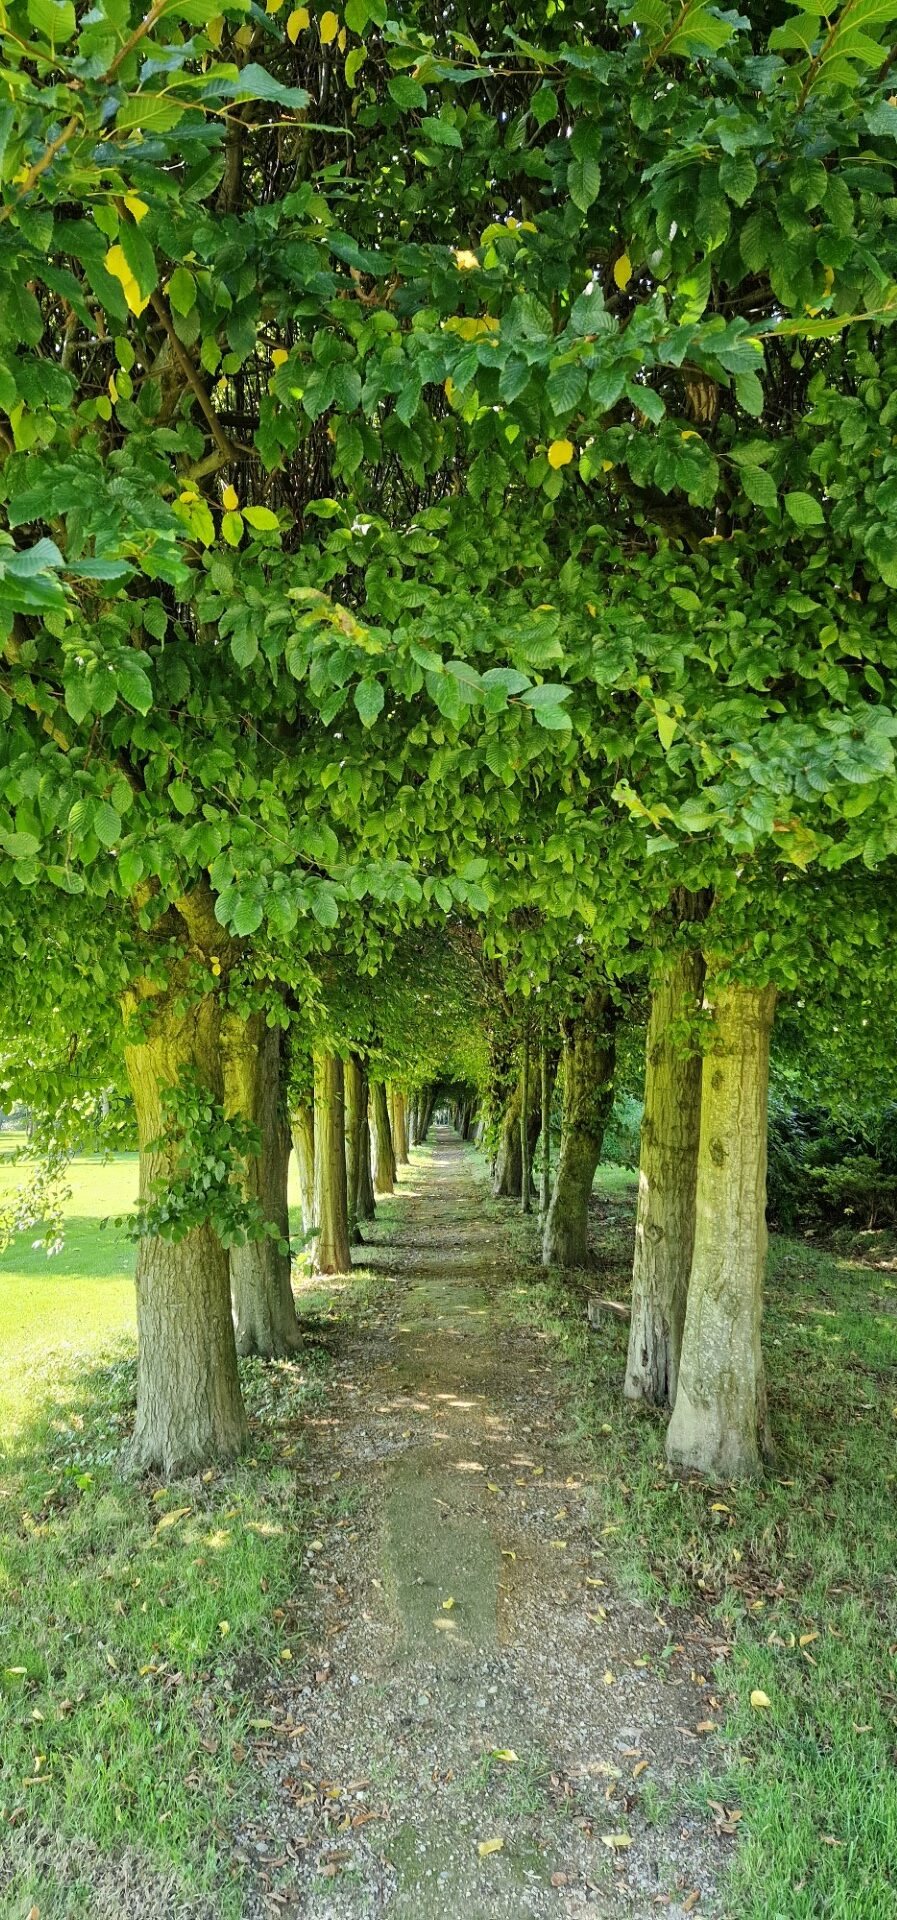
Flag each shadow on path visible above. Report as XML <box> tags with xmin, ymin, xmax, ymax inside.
<box><xmin>240</xmin><ymin>1130</ymin><xmax>728</xmax><ymax>1920</ymax></box>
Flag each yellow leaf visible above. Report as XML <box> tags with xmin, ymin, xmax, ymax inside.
<box><xmin>633</xmin><ymin>1759</ymin><xmax>648</xmax><ymax>1778</ymax></box>
<box><xmin>103</xmin><ymin>244</ymin><xmax>150</xmax><ymax>317</ymax></box>
<box><xmin>486</xmin><ymin>1482</ymin><xmax>501</xmax><ymax>1493</ymax></box>
<box><xmin>280</xmin><ymin>1647</ymin><xmax>293</xmax><ymax>1660</ymax></box>
<box><xmin>441</xmin><ymin>1596</ymin><xmax>455</xmax><ymax>1610</ymax></box>
<box><xmin>337</xmin><ymin>24</ymin><xmax>346</xmax><ymax>47</ymax></box>
<box><xmin>587</xmin><ymin>1608</ymin><xmax>606</xmax><ymax>1623</ymax></box>
<box><xmin>710</xmin><ymin>1501</ymin><xmax>730</xmax><ymax>1513</ymax></box>
<box><xmin>108</xmin><ymin>373</ymin><xmax>118</xmax><ymax>403</ymax></box>
<box><xmin>222</xmin><ymin>484</ymin><xmax>239</xmax><ymax>511</ymax></box>
<box><xmin>490</xmin><ymin>1748</ymin><xmax>518</xmax><ymax>1763</ymax></box>
<box><xmin>207</xmin><ymin>13</ymin><xmax>224</xmax><ymax>45</ymax></box>
<box><xmin>123</xmin><ymin>193</ymin><xmax>148</xmax><ymax>223</ymax></box>
<box><xmin>477</xmin><ymin>1836</ymin><xmax>504</xmax><ymax>1857</ymax></box>
<box><xmin>799</xmin><ymin>1632</ymin><xmax>819</xmax><ymax>1647</ymax></box>
<box><xmin>320</xmin><ymin>8</ymin><xmax>339</xmax><ymax>41</ymax></box>
<box><xmin>234</xmin><ymin>22</ymin><xmax>253</xmax><ymax>47</ymax></box>
<box><xmin>601</xmin><ymin>1833</ymin><xmax>632</xmax><ymax>1849</ymax></box>
<box><xmin>155</xmin><ymin>1505</ymin><xmax>191</xmax><ymax>1532</ymax></box>
<box><xmin>750</xmin><ymin>1689</ymin><xmax>771</xmax><ymax>1710</ymax></box>
<box><xmin>454</xmin><ymin>248</ymin><xmax>479</xmax><ymax>270</ymax></box>
<box><xmin>549</xmin><ymin>1539</ymin><xmax>567</xmax><ymax>1550</ymax></box>
<box><xmin>266</xmin><ymin>0</ymin><xmax>285</xmax><ymax>11</ymax></box>
<box><xmin>547</xmin><ymin>438</ymin><xmax>574</xmax><ymax>469</ymax></box>
<box><xmin>286</xmin><ymin>4</ymin><xmax>309</xmax><ymax>36</ymax></box>
<box><xmin>613</xmin><ymin>252</ymin><xmax>632</xmax><ymax>290</ymax></box>
<box><xmin>271</xmin><ymin>347</ymin><xmax>289</xmax><ymax>368</ymax></box>
<box><xmin>603</xmin><ymin>1669</ymin><xmax>615</xmax><ymax>1684</ymax></box>
<box><xmin>218</xmin><ymin>1620</ymin><xmax>230</xmax><ymax>1637</ymax></box>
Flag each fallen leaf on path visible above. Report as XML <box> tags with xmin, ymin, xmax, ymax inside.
<box><xmin>750</xmin><ymin>1690</ymin><xmax>770</xmax><ymax>1710</ymax></box>
<box><xmin>709</xmin><ymin>1503</ymin><xmax>730</xmax><ymax>1514</ymax></box>
<box><xmin>587</xmin><ymin>1609</ymin><xmax>606</xmax><ymax>1623</ymax></box>
<box><xmin>799</xmin><ymin>1632</ymin><xmax>819</xmax><ymax>1647</ymax></box>
<box><xmin>155</xmin><ymin>1506</ymin><xmax>192</xmax><ymax>1532</ymax></box>
<box><xmin>441</xmin><ymin>1596</ymin><xmax>455</xmax><ymax>1610</ymax></box>
<box><xmin>601</xmin><ymin>1833</ymin><xmax>632</xmax><ymax>1849</ymax></box>
<box><xmin>682</xmin><ymin>1892</ymin><xmax>701</xmax><ymax>1913</ymax></box>
<box><xmin>696</xmin><ymin>1721</ymin><xmax>718</xmax><ymax>1734</ymax></box>
<box><xmin>632</xmin><ymin>1760</ymin><xmax>649</xmax><ymax>1779</ymax></box>
<box><xmin>603</xmin><ymin>1670</ymin><xmax>615</xmax><ymax>1684</ymax></box>
<box><xmin>490</xmin><ymin>1748</ymin><xmax>518</xmax><ymax>1763</ymax></box>
<box><xmin>550</xmin><ymin>1873</ymin><xmax>569</xmax><ymax>1886</ymax></box>
<box><xmin>477</xmin><ymin>1836</ymin><xmax>504</xmax><ymax>1857</ymax></box>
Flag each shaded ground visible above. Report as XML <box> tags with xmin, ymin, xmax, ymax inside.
<box><xmin>238</xmin><ymin>1132</ymin><xmax>730</xmax><ymax>1919</ymax></box>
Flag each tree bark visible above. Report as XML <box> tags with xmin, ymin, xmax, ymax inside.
<box><xmin>520</xmin><ymin>1032</ymin><xmax>532</xmax><ymax>1215</ymax></box>
<box><xmin>313</xmin><ymin>1051</ymin><xmax>351</xmax><ymax>1275</ymax></box>
<box><xmin>222</xmin><ymin>1014</ymin><xmax>301</xmax><ymax>1358</ymax></box>
<box><xmin>666</xmin><ymin>976</ymin><xmax>777</xmax><ymax>1480</ymax></box>
<box><xmin>344</xmin><ymin>1053</ymin><xmax>365</xmax><ymax>1241</ymax></box>
<box><xmin>356</xmin><ymin>1063</ymin><xmax>376</xmax><ymax>1221</ymax></box>
<box><xmin>624</xmin><ymin>952</ymin><xmax>704</xmax><ymax>1410</ymax></box>
<box><xmin>124</xmin><ymin>972</ymin><xmax>247</xmax><ymax>1475</ymax></box>
<box><xmin>291</xmin><ymin>1099</ymin><xmax>315</xmax><ymax>1239</ymax></box>
<box><xmin>541</xmin><ymin>989</ymin><xmax>616</xmax><ymax>1269</ymax></box>
<box><xmin>492</xmin><ymin>1066</ymin><xmax>541</xmax><ymax>1199</ymax></box>
<box><xmin>390</xmin><ymin>1085</ymin><xmax>409</xmax><ymax>1163</ymax></box>
<box><xmin>370</xmin><ymin>1080</ymin><xmax>396</xmax><ymax>1194</ymax></box>
<box><xmin>540</xmin><ymin>1040</ymin><xmax>552</xmax><ymax>1215</ymax></box>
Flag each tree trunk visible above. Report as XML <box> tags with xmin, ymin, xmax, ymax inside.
<box><xmin>124</xmin><ymin>985</ymin><xmax>247</xmax><ymax>1475</ymax></box>
<box><xmin>520</xmin><ymin>1032</ymin><xmax>532</xmax><ymax>1215</ymax></box>
<box><xmin>391</xmin><ymin>1086</ymin><xmax>409</xmax><ymax>1163</ymax></box>
<box><xmin>542</xmin><ymin>990</ymin><xmax>616</xmax><ymax>1269</ymax></box>
<box><xmin>222</xmin><ymin>1015</ymin><xmax>301</xmax><ymax>1358</ymax></box>
<box><xmin>291</xmin><ymin>1100</ymin><xmax>315</xmax><ymax>1239</ymax></box>
<box><xmin>624</xmin><ymin>952</ymin><xmax>704</xmax><ymax>1410</ymax></box>
<box><xmin>344</xmin><ymin>1053</ymin><xmax>365</xmax><ymax>1242</ymax></box>
<box><xmin>370</xmin><ymin>1080</ymin><xmax>396</xmax><ymax>1194</ymax></box>
<box><xmin>356</xmin><ymin>1065</ymin><xmax>376</xmax><ymax>1221</ymax></box>
<box><xmin>539</xmin><ymin>1040</ymin><xmax>552</xmax><ymax>1215</ymax></box>
<box><xmin>666</xmin><ymin>976</ymin><xmax>777</xmax><ymax>1480</ymax></box>
<box><xmin>492</xmin><ymin>1067</ymin><xmax>541</xmax><ymax>1200</ymax></box>
<box><xmin>313</xmin><ymin>1051</ymin><xmax>351</xmax><ymax>1275</ymax></box>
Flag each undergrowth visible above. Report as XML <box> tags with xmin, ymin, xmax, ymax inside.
<box><xmin>489</xmin><ymin>1161</ymin><xmax>897</xmax><ymax>1920</ymax></box>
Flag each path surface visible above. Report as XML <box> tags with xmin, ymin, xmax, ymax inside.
<box><xmin>241</xmin><ymin>1133</ymin><xmax>728</xmax><ymax>1919</ymax></box>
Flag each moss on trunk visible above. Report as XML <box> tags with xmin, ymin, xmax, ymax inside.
<box><xmin>541</xmin><ymin>989</ymin><xmax>616</xmax><ymax>1269</ymax></box>
<box><xmin>624</xmin><ymin>952</ymin><xmax>704</xmax><ymax>1410</ymax></box>
<box><xmin>313</xmin><ymin>1051</ymin><xmax>351</xmax><ymax>1275</ymax></box>
<box><xmin>222</xmin><ymin>1014</ymin><xmax>301</xmax><ymax>1358</ymax></box>
<box><xmin>666</xmin><ymin>975</ymin><xmax>777</xmax><ymax>1480</ymax></box>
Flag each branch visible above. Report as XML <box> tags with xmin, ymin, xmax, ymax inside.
<box><xmin>0</xmin><ymin>117</ymin><xmax>78</xmax><ymax>228</ymax></box>
<box><xmin>148</xmin><ymin>292</ymin><xmax>238</xmax><ymax>464</ymax></box>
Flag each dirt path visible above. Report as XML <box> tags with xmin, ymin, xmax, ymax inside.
<box><xmin>241</xmin><ymin>1132</ymin><xmax>728</xmax><ymax>1919</ymax></box>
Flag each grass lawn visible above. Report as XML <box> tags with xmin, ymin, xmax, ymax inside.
<box><xmin>0</xmin><ymin>1140</ymin><xmax>384</xmax><ymax>1918</ymax></box>
<box><xmin>496</xmin><ymin>1160</ymin><xmax>897</xmax><ymax>1920</ymax></box>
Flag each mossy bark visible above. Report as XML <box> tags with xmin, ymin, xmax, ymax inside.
<box><xmin>222</xmin><ymin>1014</ymin><xmax>301</xmax><ymax>1358</ymax></box>
<box><xmin>624</xmin><ymin>952</ymin><xmax>704</xmax><ymax>1410</ymax></box>
<box><xmin>291</xmin><ymin>1099</ymin><xmax>315</xmax><ymax>1240</ymax></box>
<box><xmin>344</xmin><ymin>1053</ymin><xmax>365</xmax><ymax>1241</ymax></box>
<box><xmin>370</xmin><ymin>1079</ymin><xmax>396</xmax><ymax>1194</ymax></box>
<box><xmin>123</xmin><ymin>922</ymin><xmax>247</xmax><ymax>1474</ymax></box>
<box><xmin>666</xmin><ymin>976</ymin><xmax>777</xmax><ymax>1480</ymax></box>
<box><xmin>541</xmin><ymin>990</ymin><xmax>616</xmax><ymax>1269</ymax></box>
<box><xmin>356</xmin><ymin>1063</ymin><xmax>377</xmax><ymax>1222</ymax></box>
<box><xmin>312</xmin><ymin>1050</ymin><xmax>351</xmax><ymax>1275</ymax></box>
<box><xmin>492</xmin><ymin>1068</ymin><xmax>540</xmax><ymax>1200</ymax></box>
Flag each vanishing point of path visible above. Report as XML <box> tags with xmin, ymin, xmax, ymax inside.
<box><xmin>240</xmin><ymin>1132</ymin><xmax>730</xmax><ymax>1920</ymax></box>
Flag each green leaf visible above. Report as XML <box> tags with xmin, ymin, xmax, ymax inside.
<box><xmin>27</xmin><ymin>0</ymin><xmax>76</xmax><ymax>42</ymax></box>
<box><xmin>231</xmin><ymin>631</ymin><xmax>259</xmax><ymax>668</ymax></box>
<box><xmin>168</xmin><ymin>778</ymin><xmax>195</xmax><ymax>814</ymax></box>
<box><xmin>420</xmin><ymin>116</ymin><xmax>462</xmax><ymax>148</ymax></box>
<box><xmin>0</xmin><ymin>831</ymin><xmax>41</xmax><ymax>858</ymax></box>
<box><xmin>568</xmin><ymin>155</ymin><xmax>601</xmax><ymax>212</ymax></box>
<box><xmin>740</xmin><ymin>463</ymin><xmax>778</xmax><ymax>511</ymax></box>
<box><xmin>735</xmin><ymin>370</ymin><xmax>764</xmax><ymax>416</ymax></box>
<box><xmin>167</xmin><ymin>266</ymin><xmax>197</xmax><ymax>316</ymax></box>
<box><xmin>94</xmin><ymin>801</ymin><xmax>122</xmax><ymax>848</ymax></box>
<box><xmin>784</xmin><ymin>490</ymin><xmax>825</xmax><ymax>527</ymax></box>
<box><xmin>116</xmin><ymin>656</ymin><xmax>153</xmax><ymax>713</ymax></box>
<box><xmin>242</xmin><ymin>505</ymin><xmax>280</xmax><ymax>531</ymax></box>
<box><xmin>531</xmin><ymin>84</ymin><xmax>558</xmax><ymax>126</ymax></box>
<box><xmin>388</xmin><ymin>74</ymin><xmax>428</xmax><ymax>108</ymax></box>
<box><xmin>212</xmin><ymin>65</ymin><xmax>310</xmax><ymax>109</ymax></box>
<box><xmin>354</xmin><ymin>677</ymin><xmax>385</xmax><ymax>726</ymax></box>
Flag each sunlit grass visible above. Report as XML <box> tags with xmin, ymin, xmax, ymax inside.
<box><xmin>0</xmin><ymin>1144</ymin><xmax>390</xmax><ymax>1915</ymax></box>
<box><xmin>493</xmin><ymin>1165</ymin><xmax>897</xmax><ymax>1920</ymax></box>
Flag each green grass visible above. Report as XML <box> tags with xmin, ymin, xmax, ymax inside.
<box><xmin>0</xmin><ymin>1141</ymin><xmax>389</xmax><ymax>1916</ymax></box>
<box><xmin>490</xmin><ymin>1161</ymin><xmax>897</xmax><ymax>1920</ymax></box>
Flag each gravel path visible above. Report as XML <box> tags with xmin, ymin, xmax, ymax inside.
<box><xmin>239</xmin><ymin>1132</ymin><xmax>731</xmax><ymax>1919</ymax></box>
